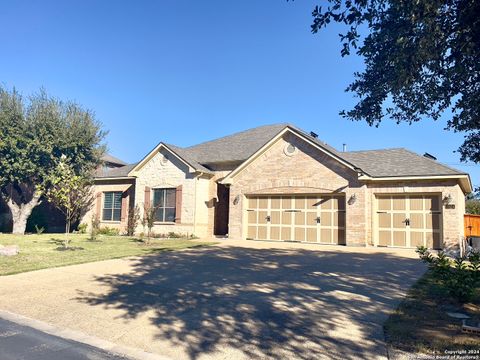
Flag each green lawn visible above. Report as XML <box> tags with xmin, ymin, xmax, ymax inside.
<box><xmin>384</xmin><ymin>269</ymin><xmax>480</xmax><ymax>354</ymax></box>
<box><xmin>0</xmin><ymin>233</ymin><xmax>216</xmax><ymax>276</ymax></box>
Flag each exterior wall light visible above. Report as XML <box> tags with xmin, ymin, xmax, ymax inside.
<box><xmin>348</xmin><ymin>193</ymin><xmax>357</xmax><ymax>205</ymax></box>
<box><xmin>233</xmin><ymin>195</ymin><xmax>240</xmax><ymax>205</ymax></box>
<box><xmin>443</xmin><ymin>194</ymin><xmax>453</xmax><ymax>206</ymax></box>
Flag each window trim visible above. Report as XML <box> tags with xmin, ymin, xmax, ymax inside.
<box><xmin>152</xmin><ymin>187</ymin><xmax>177</xmax><ymax>223</ymax></box>
<box><xmin>102</xmin><ymin>191</ymin><xmax>122</xmax><ymax>222</ymax></box>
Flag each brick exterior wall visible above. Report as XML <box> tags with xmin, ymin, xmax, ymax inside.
<box><xmin>227</xmin><ymin>132</ymin><xmax>466</xmax><ymax>249</ymax></box>
<box><xmin>133</xmin><ymin>148</ymin><xmax>213</xmax><ymax>238</ymax></box>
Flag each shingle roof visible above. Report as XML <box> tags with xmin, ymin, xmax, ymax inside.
<box><xmin>342</xmin><ymin>148</ymin><xmax>466</xmax><ymax>177</ymax></box>
<box><xmin>165</xmin><ymin>144</ymin><xmax>213</xmax><ymax>174</ymax></box>
<box><xmin>101</xmin><ymin>153</ymin><xmax>127</xmax><ymax>166</ymax></box>
<box><xmin>182</xmin><ymin>124</ymin><xmax>289</xmax><ymax>164</ymax></box>
<box><xmin>95</xmin><ymin>163</ymin><xmax>137</xmax><ymax>178</ymax></box>
<box><xmin>95</xmin><ymin>124</ymin><xmax>467</xmax><ymax>180</ymax></box>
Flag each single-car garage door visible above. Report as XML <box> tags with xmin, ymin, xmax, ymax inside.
<box><xmin>246</xmin><ymin>195</ymin><xmax>346</xmax><ymax>244</ymax></box>
<box><xmin>376</xmin><ymin>194</ymin><xmax>442</xmax><ymax>249</ymax></box>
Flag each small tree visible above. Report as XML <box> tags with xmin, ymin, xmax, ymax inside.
<box><xmin>39</xmin><ymin>155</ymin><xmax>93</xmax><ymax>247</ymax></box>
<box><xmin>126</xmin><ymin>205</ymin><xmax>140</xmax><ymax>236</ymax></box>
<box><xmin>142</xmin><ymin>204</ymin><xmax>157</xmax><ymax>244</ymax></box>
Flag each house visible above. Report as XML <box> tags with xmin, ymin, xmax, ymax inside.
<box><xmin>84</xmin><ymin>124</ymin><xmax>472</xmax><ymax>249</ymax></box>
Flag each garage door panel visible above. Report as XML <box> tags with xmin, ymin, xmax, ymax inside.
<box><xmin>393</xmin><ymin>231</ymin><xmax>406</xmax><ymax>247</ymax></box>
<box><xmin>378</xmin><ymin>213</ymin><xmax>391</xmax><ymax>228</ymax></box>
<box><xmin>247</xmin><ymin>211</ymin><xmax>257</xmax><ymax>224</ymax></box>
<box><xmin>321</xmin><ymin>198</ymin><xmax>332</xmax><ymax>210</ymax></box>
<box><xmin>258</xmin><ymin>211</ymin><xmax>268</xmax><ymax>224</ymax></box>
<box><xmin>257</xmin><ymin>226</ymin><xmax>267</xmax><ymax>240</ymax></box>
<box><xmin>392</xmin><ymin>197</ymin><xmax>406</xmax><ymax>210</ymax></box>
<box><xmin>282</xmin><ymin>212</ymin><xmax>292</xmax><ymax>225</ymax></box>
<box><xmin>393</xmin><ymin>213</ymin><xmax>407</xmax><ymax>228</ymax></box>
<box><xmin>270</xmin><ymin>211</ymin><xmax>281</xmax><ymax>225</ymax></box>
<box><xmin>410</xmin><ymin>232</ymin><xmax>424</xmax><ymax>248</ymax></box>
<box><xmin>294</xmin><ymin>227</ymin><xmax>305</xmax><ymax>242</ymax></box>
<box><xmin>320</xmin><ymin>229</ymin><xmax>332</xmax><ymax>243</ymax></box>
<box><xmin>295</xmin><ymin>197</ymin><xmax>306</xmax><ymax>209</ymax></box>
<box><xmin>294</xmin><ymin>212</ymin><xmax>305</xmax><ymax>225</ymax></box>
<box><xmin>306</xmin><ymin>228</ymin><xmax>317</xmax><ymax>242</ymax></box>
<box><xmin>378</xmin><ymin>198</ymin><xmax>391</xmax><ymax>211</ymax></box>
<box><xmin>306</xmin><ymin>196</ymin><xmax>320</xmax><ymax>209</ymax></box>
<box><xmin>379</xmin><ymin>231</ymin><xmax>390</xmax><ymax>246</ymax></box>
<box><xmin>247</xmin><ymin>226</ymin><xmax>256</xmax><ymax>239</ymax></box>
<box><xmin>410</xmin><ymin>213</ymin><xmax>424</xmax><ymax>229</ymax></box>
<box><xmin>247</xmin><ymin>195</ymin><xmax>345</xmax><ymax>244</ymax></box>
<box><xmin>376</xmin><ymin>195</ymin><xmax>442</xmax><ymax>249</ymax></box>
<box><xmin>306</xmin><ymin>212</ymin><xmax>317</xmax><ymax>225</ymax></box>
<box><xmin>270</xmin><ymin>227</ymin><xmax>280</xmax><ymax>240</ymax></box>
<box><xmin>271</xmin><ymin>197</ymin><xmax>281</xmax><ymax>209</ymax></box>
<box><xmin>282</xmin><ymin>197</ymin><xmax>292</xmax><ymax>209</ymax></box>
<box><xmin>281</xmin><ymin>227</ymin><xmax>291</xmax><ymax>241</ymax></box>
<box><xmin>321</xmin><ymin>212</ymin><xmax>332</xmax><ymax>226</ymax></box>
<box><xmin>409</xmin><ymin>196</ymin><xmax>424</xmax><ymax>211</ymax></box>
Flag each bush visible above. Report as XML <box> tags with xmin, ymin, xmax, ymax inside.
<box><xmin>126</xmin><ymin>205</ymin><xmax>140</xmax><ymax>236</ymax></box>
<box><xmin>77</xmin><ymin>223</ymin><xmax>87</xmax><ymax>234</ymax></box>
<box><xmin>416</xmin><ymin>246</ymin><xmax>480</xmax><ymax>302</ymax></box>
<box><xmin>89</xmin><ymin>214</ymin><xmax>100</xmax><ymax>241</ymax></box>
<box><xmin>97</xmin><ymin>227</ymin><xmax>119</xmax><ymax>236</ymax></box>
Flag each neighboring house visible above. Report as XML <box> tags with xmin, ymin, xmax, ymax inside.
<box><xmin>83</xmin><ymin>124</ymin><xmax>472</xmax><ymax>250</ymax></box>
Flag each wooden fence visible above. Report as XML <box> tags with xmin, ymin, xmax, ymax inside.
<box><xmin>465</xmin><ymin>214</ymin><xmax>480</xmax><ymax>237</ymax></box>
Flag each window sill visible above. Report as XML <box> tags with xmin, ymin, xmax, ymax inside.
<box><xmin>101</xmin><ymin>220</ymin><xmax>122</xmax><ymax>224</ymax></box>
<box><xmin>153</xmin><ymin>222</ymin><xmax>177</xmax><ymax>225</ymax></box>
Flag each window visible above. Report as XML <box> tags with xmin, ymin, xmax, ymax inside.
<box><xmin>153</xmin><ymin>188</ymin><xmax>176</xmax><ymax>222</ymax></box>
<box><xmin>103</xmin><ymin>192</ymin><xmax>122</xmax><ymax>221</ymax></box>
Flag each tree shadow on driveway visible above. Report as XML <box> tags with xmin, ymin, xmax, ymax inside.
<box><xmin>76</xmin><ymin>246</ymin><xmax>426</xmax><ymax>360</ymax></box>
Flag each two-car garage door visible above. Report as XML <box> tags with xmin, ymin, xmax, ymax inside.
<box><xmin>246</xmin><ymin>195</ymin><xmax>346</xmax><ymax>244</ymax></box>
<box><xmin>376</xmin><ymin>195</ymin><xmax>442</xmax><ymax>249</ymax></box>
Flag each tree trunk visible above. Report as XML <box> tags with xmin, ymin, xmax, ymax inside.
<box><xmin>7</xmin><ymin>194</ymin><xmax>42</xmax><ymax>235</ymax></box>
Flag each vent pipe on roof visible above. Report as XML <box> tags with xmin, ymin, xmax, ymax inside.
<box><xmin>343</xmin><ymin>143</ymin><xmax>347</xmax><ymax>152</ymax></box>
<box><xmin>423</xmin><ymin>152</ymin><xmax>437</xmax><ymax>160</ymax></box>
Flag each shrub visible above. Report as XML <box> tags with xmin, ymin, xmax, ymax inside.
<box><xmin>416</xmin><ymin>246</ymin><xmax>480</xmax><ymax>302</ymax></box>
<box><xmin>97</xmin><ymin>227</ymin><xmax>119</xmax><ymax>236</ymax></box>
<box><xmin>89</xmin><ymin>214</ymin><xmax>100</xmax><ymax>241</ymax></box>
<box><xmin>126</xmin><ymin>205</ymin><xmax>140</xmax><ymax>236</ymax></box>
<box><xmin>34</xmin><ymin>224</ymin><xmax>45</xmax><ymax>235</ymax></box>
<box><xmin>77</xmin><ymin>223</ymin><xmax>87</xmax><ymax>234</ymax></box>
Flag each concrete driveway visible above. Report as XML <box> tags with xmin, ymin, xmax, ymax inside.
<box><xmin>0</xmin><ymin>240</ymin><xmax>425</xmax><ymax>360</ymax></box>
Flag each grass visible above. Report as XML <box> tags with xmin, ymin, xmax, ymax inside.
<box><xmin>384</xmin><ymin>269</ymin><xmax>480</xmax><ymax>354</ymax></box>
<box><xmin>0</xmin><ymin>233</ymin><xmax>216</xmax><ymax>276</ymax></box>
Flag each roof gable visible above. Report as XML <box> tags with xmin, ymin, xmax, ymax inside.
<box><xmin>220</xmin><ymin>126</ymin><xmax>359</xmax><ymax>184</ymax></box>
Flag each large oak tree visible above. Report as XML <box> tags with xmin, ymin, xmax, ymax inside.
<box><xmin>0</xmin><ymin>87</ymin><xmax>105</xmax><ymax>234</ymax></box>
<box><xmin>309</xmin><ymin>0</ymin><xmax>479</xmax><ymax>163</ymax></box>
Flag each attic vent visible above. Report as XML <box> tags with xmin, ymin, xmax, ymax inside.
<box><xmin>423</xmin><ymin>152</ymin><xmax>437</xmax><ymax>161</ymax></box>
<box><xmin>284</xmin><ymin>143</ymin><xmax>297</xmax><ymax>157</ymax></box>
<box><xmin>310</xmin><ymin>131</ymin><xmax>318</xmax><ymax>138</ymax></box>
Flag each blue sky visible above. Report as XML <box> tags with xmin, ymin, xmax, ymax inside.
<box><xmin>1</xmin><ymin>1</ymin><xmax>477</xmax><ymax>186</ymax></box>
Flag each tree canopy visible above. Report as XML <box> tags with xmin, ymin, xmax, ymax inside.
<box><xmin>0</xmin><ymin>87</ymin><xmax>106</xmax><ymax>234</ymax></box>
<box><xmin>310</xmin><ymin>0</ymin><xmax>480</xmax><ymax>162</ymax></box>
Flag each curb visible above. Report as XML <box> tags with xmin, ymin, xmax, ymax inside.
<box><xmin>0</xmin><ymin>309</ymin><xmax>171</xmax><ymax>360</ymax></box>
